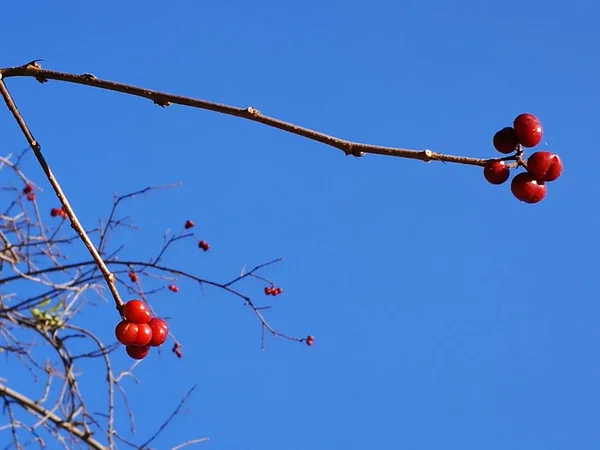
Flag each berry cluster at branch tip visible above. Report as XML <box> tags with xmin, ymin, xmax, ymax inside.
<box><xmin>168</xmin><ymin>284</ymin><xmax>179</xmax><ymax>293</ymax></box>
<box><xmin>184</xmin><ymin>219</ymin><xmax>195</xmax><ymax>229</ymax></box>
<box><xmin>128</xmin><ymin>272</ymin><xmax>138</xmax><ymax>282</ymax></box>
<box><xmin>485</xmin><ymin>113</ymin><xmax>563</xmax><ymax>203</ymax></box>
<box><xmin>198</xmin><ymin>240</ymin><xmax>210</xmax><ymax>251</ymax></box>
<box><xmin>306</xmin><ymin>335</ymin><xmax>314</xmax><ymax>346</ymax></box>
<box><xmin>264</xmin><ymin>286</ymin><xmax>283</xmax><ymax>296</ymax></box>
<box><xmin>115</xmin><ymin>299</ymin><xmax>169</xmax><ymax>360</ymax></box>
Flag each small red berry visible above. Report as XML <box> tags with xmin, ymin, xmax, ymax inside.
<box><xmin>168</xmin><ymin>284</ymin><xmax>179</xmax><ymax>293</ymax></box>
<box><xmin>122</xmin><ymin>299</ymin><xmax>152</xmax><ymax>324</ymax></box>
<box><xmin>184</xmin><ymin>220</ymin><xmax>195</xmax><ymax>229</ymax></box>
<box><xmin>513</xmin><ymin>113</ymin><xmax>543</xmax><ymax>148</ymax></box>
<box><xmin>115</xmin><ymin>321</ymin><xmax>140</xmax><ymax>346</ymax></box>
<box><xmin>527</xmin><ymin>152</ymin><xmax>563</xmax><ymax>182</ymax></box>
<box><xmin>26</xmin><ymin>193</ymin><xmax>35</xmax><ymax>202</ymax></box>
<box><xmin>198</xmin><ymin>240</ymin><xmax>209</xmax><ymax>251</ymax></box>
<box><xmin>50</xmin><ymin>208</ymin><xmax>61</xmax><ymax>217</ymax></box>
<box><xmin>273</xmin><ymin>287</ymin><xmax>283</xmax><ymax>296</ymax></box>
<box><xmin>126</xmin><ymin>345</ymin><xmax>150</xmax><ymax>360</ymax></box>
<box><xmin>59</xmin><ymin>209</ymin><xmax>67</xmax><ymax>219</ymax></box>
<box><xmin>148</xmin><ymin>318</ymin><xmax>169</xmax><ymax>347</ymax></box>
<box><xmin>511</xmin><ymin>172</ymin><xmax>547</xmax><ymax>204</ymax></box>
<box><xmin>264</xmin><ymin>286</ymin><xmax>273</xmax><ymax>295</ymax></box>
<box><xmin>306</xmin><ymin>335</ymin><xmax>314</xmax><ymax>346</ymax></box>
<box><xmin>128</xmin><ymin>272</ymin><xmax>138</xmax><ymax>282</ymax></box>
<box><xmin>492</xmin><ymin>127</ymin><xmax>520</xmax><ymax>154</ymax></box>
<box><xmin>22</xmin><ymin>184</ymin><xmax>33</xmax><ymax>194</ymax></box>
<box><xmin>483</xmin><ymin>160</ymin><xmax>510</xmax><ymax>185</ymax></box>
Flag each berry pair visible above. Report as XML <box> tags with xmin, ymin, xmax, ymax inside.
<box><xmin>485</xmin><ymin>113</ymin><xmax>563</xmax><ymax>203</ymax></box>
<box><xmin>264</xmin><ymin>286</ymin><xmax>283</xmax><ymax>296</ymax></box>
<box><xmin>198</xmin><ymin>240</ymin><xmax>209</xmax><ymax>251</ymax></box>
<box><xmin>50</xmin><ymin>207</ymin><xmax>67</xmax><ymax>219</ymax></box>
<box><xmin>115</xmin><ymin>299</ymin><xmax>169</xmax><ymax>360</ymax></box>
<box><xmin>23</xmin><ymin>184</ymin><xmax>35</xmax><ymax>202</ymax></box>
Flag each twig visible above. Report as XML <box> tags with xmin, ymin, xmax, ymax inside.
<box><xmin>0</xmin><ymin>61</ymin><xmax>495</xmax><ymax>166</ymax></box>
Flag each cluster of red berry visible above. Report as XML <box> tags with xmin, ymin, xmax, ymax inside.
<box><xmin>485</xmin><ymin>113</ymin><xmax>563</xmax><ymax>203</ymax></box>
<box><xmin>184</xmin><ymin>220</ymin><xmax>195</xmax><ymax>229</ymax></box>
<box><xmin>305</xmin><ymin>335</ymin><xmax>314</xmax><ymax>346</ymax></box>
<box><xmin>198</xmin><ymin>240</ymin><xmax>210</xmax><ymax>251</ymax></box>
<box><xmin>115</xmin><ymin>299</ymin><xmax>169</xmax><ymax>360</ymax></box>
<box><xmin>264</xmin><ymin>286</ymin><xmax>283</xmax><ymax>296</ymax></box>
<box><xmin>50</xmin><ymin>207</ymin><xmax>67</xmax><ymax>219</ymax></box>
<box><xmin>23</xmin><ymin>184</ymin><xmax>35</xmax><ymax>202</ymax></box>
<box><xmin>128</xmin><ymin>272</ymin><xmax>138</xmax><ymax>282</ymax></box>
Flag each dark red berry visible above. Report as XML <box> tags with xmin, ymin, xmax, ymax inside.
<box><xmin>184</xmin><ymin>220</ymin><xmax>195</xmax><ymax>229</ymax></box>
<box><xmin>22</xmin><ymin>184</ymin><xmax>33</xmax><ymax>194</ymax></box>
<box><xmin>168</xmin><ymin>284</ymin><xmax>179</xmax><ymax>293</ymax></box>
<box><xmin>126</xmin><ymin>345</ymin><xmax>150</xmax><ymax>360</ymax></box>
<box><xmin>513</xmin><ymin>113</ymin><xmax>543</xmax><ymax>148</ymax></box>
<box><xmin>306</xmin><ymin>335</ymin><xmax>314</xmax><ymax>346</ymax></box>
<box><xmin>483</xmin><ymin>160</ymin><xmax>510</xmax><ymax>185</ymax></box>
<box><xmin>527</xmin><ymin>151</ymin><xmax>563</xmax><ymax>182</ymax></box>
<box><xmin>511</xmin><ymin>172</ymin><xmax>546</xmax><ymax>204</ymax></box>
<box><xmin>493</xmin><ymin>127</ymin><xmax>519</xmax><ymax>154</ymax></box>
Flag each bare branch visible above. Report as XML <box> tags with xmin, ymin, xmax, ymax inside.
<box><xmin>0</xmin><ymin>382</ymin><xmax>107</xmax><ymax>450</ymax></box>
<box><xmin>0</xmin><ymin>61</ymin><xmax>497</xmax><ymax>166</ymax></box>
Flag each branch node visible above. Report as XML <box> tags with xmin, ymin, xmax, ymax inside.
<box><xmin>423</xmin><ymin>149</ymin><xmax>433</xmax><ymax>162</ymax></box>
<box><xmin>153</xmin><ymin>99</ymin><xmax>172</xmax><ymax>107</ymax></box>
<box><xmin>343</xmin><ymin>144</ymin><xmax>365</xmax><ymax>158</ymax></box>
<box><xmin>246</xmin><ymin>107</ymin><xmax>260</xmax><ymax>116</ymax></box>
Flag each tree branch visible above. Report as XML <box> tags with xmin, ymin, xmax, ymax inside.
<box><xmin>0</xmin><ymin>382</ymin><xmax>107</xmax><ymax>450</ymax></box>
<box><xmin>0</xmin><ymin>74</ymin><xmax>124</xmax><ymax>311</ymax></box>
<box><xmin>0</xmin><ymin>61</ymin><xmax>493</xmax><ymax>166</ymax></box>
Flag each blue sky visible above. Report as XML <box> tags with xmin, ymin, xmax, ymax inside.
<box><xmin>1</xmin><ymin>1</ymin><xmax>599</xmax><ymax>449</ymax></box>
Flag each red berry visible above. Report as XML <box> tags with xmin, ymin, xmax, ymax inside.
<box><xmin>264</xmin><ymin>286</ymin><xmax>273</xmax><ymax>295</ymax></box>
<box><xmin>483</xmin><ymin>160</ymin><xmax>510</xmax><ymax>185</ymax></box>
<box><xmin>115</xmin><ymin>321</ymin><xmax>153</xmax><ymax>346</ymax></box>
<box><xmin>511</xmin><ymin>172</ymin><xmax>547</xmax><ymax>204</ymax></box>
<box><xmin>492</xmin><ymin>127</ymin><xmax>519</xmax><ymax>154</ymax></box>
<box><xmin>148</xmin><ymin>318</ymin><xmax>169</xmax><ymax>347</ymax></box>
<box><xmin>168</xmin><ymin>284</ymin><xmax>179</xmax><ymax>293</ymax></box>
<box><xmin>26</xmin><ymin>193</ymin><xmax>35</xmax><ymax>202</ymax></box>
<box><xmin>273</xmin><ymin>287</ymin><xmax>283</xmax><ymax>296</ymax></box>
<box><xmin>126</xmin><ymin>345</ymin><xmax>150</xmax><ymax>360</ymax></box>
<box><xmin>128</xmin><ymin>272</ymin><xmax>138</xmax><ymax>282</ymax></box>
<box><xmin>50</xmin><ymin>208</ymin><xmax>61</xmax><ymax>217</ymax></box>
<box><xmin>22</xmin><ymin>184</ymin><xmax>33</xmax><ymax>194</ymax></box>
<box><xmin>115</xmin><ymin>321</ymin><xmax>139</xmax><ymax>346</ymax></box>
<box><xmin>198</xmin><ymin>240</ymin><xmax>209</xmax><ymax>251</ymax></box>
<box><xmin>133</xmin><ymin>323</ymin><xmax>153</xmax><ymax>346</ymax></box>
<box><xmin>122</xmin><ymin>299</ymin><xmax>152</xmax><ymax>324</ymax></box>
<box><xmin>184</xmin><ymin>220</ymin><xmax>195</xmax><ymax>229</ymax></box>
<box><xmin>527</xmin><ymin>151</ymin><xmax>563</xmax><ymax>182</ymax></box>
<box><xmin>513</xmin><ymin>113</ymin><xmax>543</xmax><ymax>148</ymax></box>
<box><xmin>306</xmin><ymin>335</ymin><xmax>314</xmax><ymax>346</ymax></box>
